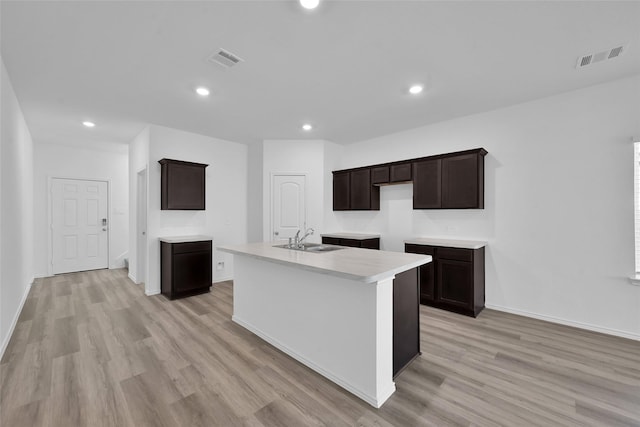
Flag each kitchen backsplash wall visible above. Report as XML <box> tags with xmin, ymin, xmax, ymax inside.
<box><xmin>328</xmin><ymin>75</ymin><xmax>640</xmax><ymax>340</ymax></box>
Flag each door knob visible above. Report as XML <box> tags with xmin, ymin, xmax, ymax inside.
<box><xmin>274</xmin><ymin>231</ymin><xmax>279</xmax><ymax>236</ymax></box>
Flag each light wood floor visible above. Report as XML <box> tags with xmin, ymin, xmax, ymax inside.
<box><xmin>1</xmin><ymin>269</ymin><xmax>639</xmax><ymax>426</ymax></box>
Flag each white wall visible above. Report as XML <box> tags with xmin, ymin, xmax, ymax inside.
<box><xmin>0</xmin><ymin>57</ymin><xmax>34</xmax><ymax>357</ymax></box>
<box><xmin>247</xmin><ymin>143</ymin><xmax>263</xmax><ymax>242</ymax></box>
<box><xmin>329</xmin><ymin>75</ymin><xmax>640</xmax><ymax>339</ymax></box>
<box><xmin>33</xmin><ymin>143</ymin><xmax>129</xmax><ymax>277</ymax></box>
<box><xmin>134</xmin><ymin>125</ymin><xmax>247</xmax><ymax>295</ymax></box>
<box><xmin>262</xmin><ymin>140</ymin><xmax>327</xmax><ymax>243</ymax></box>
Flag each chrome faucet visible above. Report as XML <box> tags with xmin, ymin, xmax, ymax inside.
<box><xmin>294</xmin><ymin>227</ymin><xmax>314</xmax><ymax>248</ymax></box>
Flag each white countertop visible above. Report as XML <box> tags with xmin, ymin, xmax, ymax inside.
<box><xmin>404</xmin><ymin>237</ymin><xmax>487</xmax><ymax>249</ymax></box>
<box><xmin>159</xmin><ymin>235</ymin><xmax>213</xmax><ymax>243</ymax></box>
<box><xmin>217</xmin><ymin>241</ymin><xmax>430</xmax><ymax>283</ymax></box>
<box><xmin>320</xmin><ymin>232</ymin><xmax>381</xmax><ymax>240</ymax></box>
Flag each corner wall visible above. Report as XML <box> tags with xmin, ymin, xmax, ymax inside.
<box><xmin>133</xmin><ymin>125</ymin><xmax>248</xmax><ymax>295</ymax></box>
<box><xmin>128</xmin><ymin>126</ymin><xmax>150</xmax><ymax>285</ymax></box>
<box><xmin>0</xmin><ymin>57</ymin><xmax>34</xmax><ymax>357</ymax></box>
<box><xmin>333</xmin><ymin>75</ymin><xmax>640</xmax><ymax>339</ymax></box>
<box><xmin>33</xmin><ymin>143</ymin><xmax>129</xmax><ymax>277</ymax></box>
<box><xmin>262</xmin><ymin>140</ymin><xmax>327</xmax><ymax>243</ymax></box>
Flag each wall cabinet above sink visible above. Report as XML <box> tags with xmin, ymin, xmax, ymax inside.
<box><xmin>332</xmin><ymin>148</ymin><xmax>487</xmax><ymax>211</ymax></box>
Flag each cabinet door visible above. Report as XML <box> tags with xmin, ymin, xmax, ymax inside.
<box><xmin>160</xmin><ymin>160</ymin><xmax>207</xmax><ymax>210</ymax></box>
<box><xmin>442</xmin><ymin>153</ymin><xmax>480</xmax><ymax>208</ymax></box>
<box><xmin>405</xmin><ymin>244</ymin><xmax>435</xmax><ymax>303</ymax></box>
<box><xmin>390</xmin><ymin>163</ymin><xmax>412</xmax><ymax>182</ymax></box>
<box><xmin>371</xmin><ymin>166</ymin><xmax>389</xmax><ymax>184</ymax></box>
<box><xmin>436</xmin><ymin>259</ymin><xmax>473</xmax><ymax>310</ymax></box>
<box><xmin>350</xmin><ymin>169</ymin><xmax>372</xmax><ymax>210</ymax></box>
<box><xmin>173</xmin><ymin>251</ymin><xmax>212</xmax><ymax>293</ymax></box>
<box><xmin>419</xmin><ymin>262</ymin><xmax>435</xmax><ymax>303</ymax></box>
<box><xmin>333</xmin><ymin>171</ymin><xmax>350</xmax><ymax>210</ymax></box>
<box><xmin>413</xmin><ymin>159</ymin><xmax>442</xmax><ymax>209</ymax></box>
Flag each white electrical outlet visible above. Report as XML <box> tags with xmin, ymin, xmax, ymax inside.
<box><xmin>216</xmin><ymin>261</ymin><xmax>224</xmax><ymax>271</ymax></box>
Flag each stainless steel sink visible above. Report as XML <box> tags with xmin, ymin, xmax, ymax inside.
<box><xmin>273</xmin><ymin>243</ymin><xmax>346</xmax><ymax>253</ymax></box>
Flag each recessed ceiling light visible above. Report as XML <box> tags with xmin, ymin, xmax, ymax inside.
<box><xmin>300</xmin><ymin>0</ymin><xmax>320</xmax><ymax>10</ymax></box>
<box><xmin>302</xmin><ymin>124</ymin><xmax>313</xmax><ymax>131</ymax></box>
<box><xmin>82</xmin><ymin>121</ymin><xmax>95</xmax><ymax>128</ymax></box>
<box><xmin>409</xmin><ymin>84</ymin><xmax>424</xmax><ymax>95</ymax></box>
<box><xmin>195</xmin><ymin>87</ymin><xmax>210</xmax><ymax>97</ymax></box>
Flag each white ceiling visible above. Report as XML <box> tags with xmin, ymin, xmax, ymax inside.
<box><xmin>2</xmin><ymin>1</ymin><xmax>639</xmax><ymax>148</ymax></box>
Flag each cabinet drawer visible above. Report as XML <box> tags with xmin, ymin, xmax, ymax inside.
<box><xmin>172</xmin><ymin>241</ymin><xmax>212</xmax><ymax>254</ymax></box>
<box><xmin>405</xmin><ymin>244</ymin><xmax>435</xmax><ymax>256</ymax></box>
<box><xmin>438</xmin><ymin>247</ymin><xmax>472</xmax><ymax>262</ymax></box>
<box><xmin>340</xmin><ymin>238</ymin><xmax>361</xmax><ymax>248</ymax></box>
<box><xmin>322</xmin><ymin>237</ymin><xmax>341</xmax><ymax>245</ymax></box>
<box><xmin>360</xmin><ymin>238</ymin><xmax>380</xmax><ymax>250</ymax></box>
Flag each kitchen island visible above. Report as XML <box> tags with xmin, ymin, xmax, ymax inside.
<box><xmin>217</xmin><ymin>241</ymin><xmax>431</xmax><ymax>408</ymax></box>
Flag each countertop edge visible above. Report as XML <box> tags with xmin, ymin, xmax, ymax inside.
<box><xmin>159</xmin><ymin>235</ymin><xmax>213</xmax><ymax>243</ymax></box>
<box><xmin>320</xmin><ymin>232</ymin><xmax>381</xmax><ymax>240</ymax></box>
<box><xmin>404</xmin><ymin>237</ymin><xmax>488</xmax><ymax>249</ymax></box>
<box><xmin>218</xmin><ymin>246</ymin><xmax>430</xmax><ymax>283</ymax></box>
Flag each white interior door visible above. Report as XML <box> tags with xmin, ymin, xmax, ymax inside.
<box><xmin>272</xmin><ymin>174</ymin><xmax>306</xmax><ymax>242</ymax></box>
<box><xmin>52</xmin><ymin>178</ymin><xmax>108</xmax><ymax>274</ymax></box>
<box><xmin>136</xmin><ymin>169</ymin><xmax>147</xmax><ymax>285</ymax></box>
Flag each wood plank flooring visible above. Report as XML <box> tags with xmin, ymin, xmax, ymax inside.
<box><xmin>1</xmin><ymin>268</ymin><xmax>639</xmax><ymax>426</ymax></box>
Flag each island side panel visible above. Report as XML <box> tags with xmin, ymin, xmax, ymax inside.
<box><xmin>231</xmin><ymin>255</ymin><xmax>395</xmax><ymax>408</ymax></box>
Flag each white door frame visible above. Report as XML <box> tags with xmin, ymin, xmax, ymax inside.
<box><xmin>47</xmin><ymin>176</ymin><xmax>111</xmax><ymax>277</ymax></box>
<box><xmin>135</xmin><ymin>168</ymin><xmax>147</xmax><ymax>285</ymax></box>
<box><xmin>269</xmin><ymin>172</ymin><xmax>308</xmax><ymax>242</ymax></box>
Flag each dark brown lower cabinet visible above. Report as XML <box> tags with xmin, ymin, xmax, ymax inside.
<box><xmin>161</xmin><ymin>240</ymin><xmax>212</xmax><ymax>300</ymax></box>
<box><xmin>393</xmin><ymin>267</ymin><xmax>420</xmax><ymax>377</ymax></box>
<box><xmin>405</xmin><ymin>243</ymin><xmax>485</xmax><ymax>317</ymax></box>
<box><xmin>321</xmin><ymin>236</ymin><xmax>380</xmax><ymax>249</ymax></box>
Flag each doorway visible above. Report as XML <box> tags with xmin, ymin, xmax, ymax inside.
<box><xmin>51</xmin><ymin>178</ymin><xmax>109</xmax><ymax>274</ymax></box>
<box><xmin>136</xmin><ymin>168</ymin><xmax>147</xmax><ymax>285</ymax></box>
<box><xmin>271</xmin><ymin>174</ymin><xmax>306</xmax><ymax>242</ymax></box>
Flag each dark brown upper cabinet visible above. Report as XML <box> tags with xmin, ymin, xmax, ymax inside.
<box><xmin>332</xmin><ymin>169</ymin><xmax>380</xmax><ymax>211</ymax></box>
<box><xmin>332</xmin><ymin>171</ymin><xmax>350</xmax><ymax>211</ymax></box>
<box><xmin>441</xmin><ymin>152</ymin><xmax>484</xmax><ymax>209</ymax></box>
<box><xmin>371</xmin><ymin>166</ymin><xmax>390</xmax><ymax>184</ymax></box>
<box><xmin>413</xmin><ymin>158</ymin><xmax>442</xmax><ymax>209</ymax></box>
<box><xmin>159</xmin><ymin>158</ymin><xmax>208</xmax><ymax>210</ymax></box>
<box><xmin>332</xmin><ymin>148</ymin><xmax>486</xmax><ymax>211</ymax></box>
<box><xmin>350</xmin><ymin>169</ymin><xmax>379</xmax><ymax>210</ymax></box>
<box><xmin>390</xmin><ymin>163</ymin><xmax>412</xmax><ymax>183</ymax></box>
<box><xmin>414</xmin><ymin>149</ymin><xmax>487</xmax><ymax>209</ymax></box>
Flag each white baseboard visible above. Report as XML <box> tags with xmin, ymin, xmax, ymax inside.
<box><xmin>214</xmin><ymin>274</ymin><xmax>233</xmax><ymax>283</ymax></box>
<box><xmin>127</xmin><ymin>273</ymin><xmax>138</xmax><ymax>284</ymax></box>
<box><xmin>110</xmin><ymin>251</ymin><xmax>128</xmax><ymax>269</ymax></box>
<box><xmin>232</xmin><ymin>315</ymin><xmax>393</xmax><ymax>408</ymax></box>
<box><xmin>145</xmin><ymin>288</ymin><xmax>160</xmax><ymax>296</ymax></box>
<box><xmin>485</xmin><ymin>304</ymin><xmax>640</xmax><ymax>342</ymax></box>
<box><xmin>0</xmin><ymin>280</ymin><xmax>33</xmax><ymax>361</ymax></box>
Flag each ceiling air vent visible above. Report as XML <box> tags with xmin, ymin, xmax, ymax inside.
<box><xmin>206</xmin><ymin>48</ymin><xmax>244</xmax><ymax>68</ymax></box>
<box><xmin>576</xmin><ymin>45</ymin><xmax>627</xmax><ymax>68</ymax></box>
